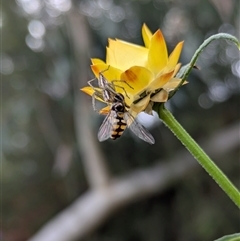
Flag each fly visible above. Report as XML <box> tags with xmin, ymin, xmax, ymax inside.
<box><xmin>88</xmin><ymin>66</ymin><xmax>132</xmax><ymax>110</ymax></box>
<box><xmin>98</xmin><ymin>93</ymin><xmax>155</xmax><ymax>144</ymax></box>
<box><xmin>87</xmin><ymin>67</ymin><xmax>154</xmax><ymax>144</ymax></box>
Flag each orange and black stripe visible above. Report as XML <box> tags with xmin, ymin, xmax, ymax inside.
<box><xmin>111</xmin><ymin>116</ymin><xmax>127</xmax><ymax>140</ymax></box>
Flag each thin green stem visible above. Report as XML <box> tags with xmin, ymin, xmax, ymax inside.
<box><xmin>156</xmin><ymin>104</ymin><xmax>240</xmax><ymax>208</ymax></box>
<box><xmin>169</xmin><ymin>33</ymin><xmax>240</xmax><ymax>98</ymax></box>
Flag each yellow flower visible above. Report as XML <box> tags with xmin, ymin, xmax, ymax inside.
<box><xmin>81</xmin><ymin>23</ymin><xmax>185</xmax><ymax>116</ymax></box>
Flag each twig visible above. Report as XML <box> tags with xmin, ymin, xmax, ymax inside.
<box><xmin>66</xmin><ymin>9</ymin><xmax>110</xmax><ymax>188</ymax></box>
<box><xmin>27</xmin><ymin>122</ymin><xmax>239</xmax><ymax>241</ymax></box>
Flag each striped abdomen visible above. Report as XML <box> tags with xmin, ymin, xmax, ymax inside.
<box><xmin>111</xmin><ymin>113</ymin><xmax>127</xmax><ymax>140</ymax></box>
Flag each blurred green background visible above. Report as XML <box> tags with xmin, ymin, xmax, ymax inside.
<box><xmin>2</xmin><ymin>0</ymin><xmax>240</xmax><ymax>240</ymax></box>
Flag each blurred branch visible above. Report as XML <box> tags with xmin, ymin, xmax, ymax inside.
<box><xmin>36</xmin><ymin>90</ymin><xmax>73</xmax><ymax>177</ymax></box>
<box><xmin>209</xmin><ymin>0</ymin><xmax>234</xmax><ymax>22</ymax></box>
<box><xmin>65</xmin><ymin>8</ymin><xmax>110</xmax><ymax>188</ymax></box>
<box><xmin>27</xmin><ymin>122</ymin><xmax>239</xmax><ymax>241</ymax></box>
<box><xmin>36</xmin><ymin>95</ymin><xmax>62</xmax><ymax>154</ymax></box>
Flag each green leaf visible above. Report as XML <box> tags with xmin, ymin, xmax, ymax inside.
<box><xmin>214</xmin><ymin>233</ymin><xmax>240</xmax><ymax>241</ymax></box>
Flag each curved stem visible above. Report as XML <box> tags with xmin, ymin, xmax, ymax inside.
<box><xmin>155</xmin><ymin>104</ymin><xmax>240</xmax><ymax>208</ymax></box>
<box><xmin>169</xmin><ymin>33</ymin><xmax>240</xmax><ymax>98</ymax></box>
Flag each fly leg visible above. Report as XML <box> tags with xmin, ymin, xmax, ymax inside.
<box><xmin>110</xmin><ymin>80</ymin><xmax>134</xmax><ymax>99</ymax></box>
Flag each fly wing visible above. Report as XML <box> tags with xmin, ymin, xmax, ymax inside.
<box><xmin>124</xmin><ymin>112</ymin><xmax>155</xmax><ymax>144</ymax></box>
<box><xmin>98</xmin><ymin>111</ymin><xmax>114</xmax><ymax>142</ymax></box>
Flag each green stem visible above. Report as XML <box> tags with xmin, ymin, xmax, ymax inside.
<box><xmin>169</xmin><ymin>33</ymin><xmax>240</xmax><ymax>98</ymax></box>
<box><xmin>156</xmin><ymin>104</ymin><xmax>240</xmax><ymax>208</ymax></box>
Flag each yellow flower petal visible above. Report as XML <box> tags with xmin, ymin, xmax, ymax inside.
<box><xmin>81</xmin><ymin>86</ymin><xmax>95</xmax><ymax>96</ymax></box>
<box><xmin>150</xmin><ymin>89</ymin><xmax>168</xmax><ymax>102</ymax></box>
<box><xmin>124</xmin><ymin>94</ymin><xmax>134</xmax><ymax>107</ymax></box>
<box><xmin>144</xmin><ymin>102</ymin><xmax>154</xmax><ymax>115</ymax></box>
<box><xmin>106</xmin><ymin>47</ymin><xmax>116</xmax><ymax>67</ymax></box>
<box><xmin>107</xmin><ymin>38</ymin><xmax>148</xmax><ymax>70</ymax></box>
<box><xmin>115</xmin><ymin>39</ymin><xmax>147</xmax><ymax>49</ymax></box>
<box><xmin>147</xmin><ymin>29</ymin><xmax>168</xmax><ymax>74</ymax></box>
<box><xmin>162</xmin><ymin>78</ymin><xmax>187</xmax><ymax>91</ymax></box>
<box><xmin>91</xmin><ymin>64</ymin><xmax>122</xmax><ymax>81</ymax></box>
<box><xmin>121</xmin><ymin>66</ymin><xmax>153</xmax><ymax>95</ymax></box>
<box><xmin>99</xmin><ymin>106</ymin><xmax>110</xmax><ymax>115</ymax></box>
<box><xmin>142</xmin><ymin>23</ymin><xmax>152</xmax><ymax>48</ymax></box>
<box><xmin>130</xmin><ymin>94</ymin><xmax>151</xmax><ymax>117</ymax></box>
<box><xmin>81</xmin><ymin>86</ymin><xmax>105</xmax><ymax>103</ymax></box>
<box><xmin>146</xmin><ymin>70</ymin><xmax>174</xmax><ymax>92</ymax></box>
<box><xmin>168</xmin><ymin>41</ymin><xmax>184</xmax><ymax>69</ymax></box>
<box><xmin>173</xmin><ymin>63</ymin><xmax>181</xmax><ymax>76</ymax></box>
<box><xmin>91</xmin><ymin>58</ymin><xmax>106</xmax><ymax>65</ymax></box>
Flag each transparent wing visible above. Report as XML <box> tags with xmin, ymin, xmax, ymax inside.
<box><xmin>124</xmin><ymin>112</ymin><xmax>155</xmax><ymax>144</ymax></box>
<box><xmin>97</xmin><ymin>111</ymin><xmax>114</xmax><ymax>142</ymax></box>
